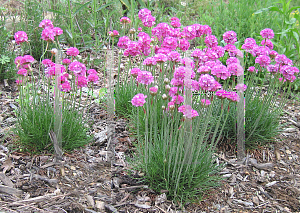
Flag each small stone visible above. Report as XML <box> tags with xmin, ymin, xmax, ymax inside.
<box><xmin>95</xmin><ymin>201</ymin><xmax>105</xmax><ymax>210</ymax></box>
<box><xmin>253</xmin><ymin>196</ymin><xmax>259</xmax><ymax>206</ymax></box>
<box><xmin>269</xmin><ymin>171</ymin><xmax>275</xmax><ymax>178</ymax></box>
<box><xmin>286</xmin><ymin>150</ymin><xmax>291</xmax><ymax>155</ymax></box>
<box><xmin>70</xmin><ymin>166</ymin><xmax>76</xmax><ymax>170</ymax></box>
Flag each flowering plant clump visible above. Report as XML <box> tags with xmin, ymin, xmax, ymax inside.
<box><xmin>113</xmin><ymin>8</ymin><xmax>299</xmax><ymax>203</ymax></box>
<box><xmin>13</xmin><ymin>19</ymin><xmax>98</xmax><ymax>152</ymax></box>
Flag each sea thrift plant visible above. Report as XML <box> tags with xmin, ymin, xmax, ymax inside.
<box><xmin>13</xmin><ymin>20</ymin><xmax>98</xmax><ymax>152</ymax></box>
<box><xmin>115</xmin><ymin>8</ymin><xmax>299</xmax><ymax>204</ymax></box>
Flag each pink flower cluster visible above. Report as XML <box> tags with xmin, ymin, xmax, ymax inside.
<box><xmin>39</xmin><ymin>19</ymin><xmax>63</xmax><ymax>42</ymax></box>
<box><xmin>120</xmin><ymin>17</ymin><xmax>131</xmax><ymax>24</ymax></box>
<box><xmin>138</xmin><ymin>8</ymin><xmax>155</xmax><ymax>28</ymax></box>
<box><xmin>178</xmin><ymin>105</ymin><xmax>199</xmax><ymax>119</ymax></box>
<box><xmin>14</xmin><ymin>31</ymin><xmax>28</xmax><ymax>45</ymax></box>
<box><xmin>131</xmin><ymin>93</ymin><xmax>147</xmax><ymax>107</ymax></box>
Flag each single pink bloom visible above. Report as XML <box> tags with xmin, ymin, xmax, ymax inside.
<box><xmin>14</xmin><ymin>31</ymin><xmax>28</xmax><ymax>45</ymax></box>
<box><xmin>131</xmin><ymin>93</ymin><xmax>147</xmax><ymax>107</ymax></box>
<box><xmin>67</xmin><ymin>47</ymin><xmax>80</xmax><ymax>57</ymax></box>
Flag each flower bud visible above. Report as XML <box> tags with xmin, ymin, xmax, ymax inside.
<box><xmin>162</xmin><ymin>94</ymin><xmax>168</xmax><ymax>100</ymax></box>
<box><xmin>37</xmin><ymin>90</ymin><xmax>42</xmax><ymax>95</ymax></box>
<box><xmin>165</xmin><ymin>85</ymin><xmax>171</xmax><ymax>91</ymax></box>
<box><xmin>164</xmin><ymin>78</ymin><xmax>170</xmax><ymax>84</ymax></box>
<box><xmin>150</xmin><ymin>86</ymin><xmax>158</xmax><ymax>96</ymax></box>
<box><xmin>169</xmin><ymin>104</ymin><xmax>175</xmax><ymax>111</ymax></box>
<box><xmin>68</xmin><ymin>74</ymin><xmax>72</xmax><ymax>80</ymax></box>
<box><xmin>51</xmin><ymin>48</ymin><xmax>58</xmax><ymax>55</ymax></box>
<box><xmin>129</xmin><ymin>28</ymin><xmax>136</xmax><ymax>34</ymax></box>
<box><xmin>162</xmin><ymin>106</ymin><xmax>166</xmax><ymax>110</ymax></box>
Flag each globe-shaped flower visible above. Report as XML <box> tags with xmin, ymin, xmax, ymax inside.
<box><xmin>131</xmin><ymin>93</ymin><xmax>147</xmax><ymax>107</ymax></box>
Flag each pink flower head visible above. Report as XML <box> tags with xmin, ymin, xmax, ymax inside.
<box><xmin>45</xmin><ymin>64</ymin><xmax>65</xmax><ymax>77</ymax></box>
<box><xmin>66</xmin><ymin>47</ymin><xmax>80</xmax><ymax>57</ymax></box>
<box><xmin>191</xmin><ymin>80</ymin><xmax>200</xmax><ymax>91</ymax></box>
<box><xmin>168</xmin><ymin>51</ymin><xmax>181</xmax><ymax>62</ymax></box>
<box><xmin>227</xmin><ymin>63</ymin><xmax>244</xmax><ymax>76</ymax></box>
<box><xmin>267</xmin><ymin>64</ymin><xmax>279</xmax><ymax>73</ymax></box>
<box><xmin>225</xmin><ymin>91</ymin><xmax>240</xmax><ymax>102</ymax></box>
<box><xmin>182</xmin><ymin>25</ymin><xmax>196</xmax><ymax>40</ymax></box>
<box><xmin>171</xmin><ymin>95</ymin><xmax>184</xmax><ymax>105</ymax></box>
<box><xmin>201</xmin><ymin>99</ymin><xmax>211</xmax><ymax>107</ymax></box>
<box><xmin>198</xmin><ymin>74</ymin><xmax>221</xmax><ymax>91</ymax></box>
<box><xmin>223</xmin><ymin>31</ymin><xmax>237</xmax><ymax>44</ymax></box>
<box><xmin>154</xmin><ymin>53</ymin><xmax>168</xmax><ymax>63</ymax></box>
<box><xmin>131</xmin><ymin>68</ymin><xmax>141</xmax><ymax>78</ymax></box>
<box><xmin>149</xmin><ymin>86</ymin><xmax>158</xmax><ymax>96</ymax></box>
<box><xmin>143</xmin><ymin>57</ymin><xmax>157</xmax><ymax>66</ymax></box>
<box><xmin>142</xmin><ymin>15</ymin><xmax>156</xmax><ymax>28</ymax></box>
<box><xmin>17</xmin><ymin>68</ymin><xmax>28</xmax><ymax>76</ymax></box>
<box><xmin>181</xmin><ymin>58</ymin><xmax>195</xmax><ymax>70</ymax></box>
<box><xmin>168</xmin><ymin>28</ymin><xmax>182</xmax><ymax>38</ymax></box>
<box><xmin>178</xmin><ymin>105</ymin><xmax>199</xmax><ymax>119</ymax></box>
<box><xmin>169</xmin><ymin>87</ymin><xmax>178</xmax><ymax>97</ymax></box>
<box><xmin>205</xmin><ymin>49</ymin><xmax>218</xmax><ymax>61</ymax></box>
<box><xmin>138</xmin><ymin>8</ymin><xmax>151</xmax><ymax>20</ymax></box>
<box><xmin>61</xmin><ymin>81</ymin><xmax>71</xmax><ymax>92</ymax></box>
<box><xmin>118</xmin><ymin>36</ymin><xmax>131</xmax><ymax>49</ymax></box>
<box><xmin>87</xmin><ymin>69</ymin><xmax>97</xmax><ymax>75</ymax></box>
<box><xmin>241</xmin><ymin>38</ymin><xmax>257</xmax><ymax>52</ymax></box>
<box><xmin>16</xmin><ymin>79</ymin><xmax>23</xmax><ymax>85</ymax></box>
<box><xmin>69</xmin><ymin>61</ymin><xmax>86</xmax><ymax>76</ymax></box>
<box><xmin>62</xmin><ymin>58</ymin><xmax>71</xmax><ymax>65</ymax></box>
<box><xmin>235</xmin><ymin>83</ymin><xmax>247</xmax><ymax>92</ymax></box>
<box><xmin>170</xmin><ymin>17</ymin><xmax>181</xmax><ymax>28</ymax></box>
<box><xmin>212</xmin><ymin>46</ymin><xmax>225</xmax><ymax>58</ymax></box>
<box><xmin>174</xmin><ymin>66</ymin><xmax>186</xmax><ymax>80</ymax></box>
<box><xmin>225</xmin><ymin>44</ymin><xmax>238</xmax><ymax>57</ymax></box>
<box><xmin>260</xmin><ymin>28</ymin><xmax>274</xmax><ymax>39</ymax></box>
<box><xmin>124</xmin><ymin>41</ymin><xmax>142</xmax><ymax>57</ymax></box>
<box><xmin>152</xmin><ymin>23</ymin><xmax>171</xmax><ymax>42</ymax></box>
<box><xmin>157</xmin><ymin>48</ymin><xmax>171</xmax><ymax>55</ymax></box>
<box><xmin>197</xmin><ymin>65</ymin><xmax>211</xmax><ymax>74</ymax></box>
<box><xmin>41</xmin><ymin>28</ymin><xmax>55</xmax><ymax>41</ymax></box>
<box><xmin>14</xmin><ymin>31</ymin><xmax>28</xmax><ymax>45</ymax></box>
<box><xmin>178</xmin><ymin>39</ymin><xmax>190</xmax><ymax>51</ymax></box>
<box><xmin>205</xmin><ymin>35</ymin><xmax>218</xmax><ymax>48</ymax></box>
<box><xmin>131</xmin><ymin>93</ymin><xmax>147</xmax><ymax>107</ymax></box>
<box><xmin>53</xmin><ymin>27</ymin><xmax>63</xmax><ymax>36</ymax></box>
<box><xmin>120</xmin><ymin>17</ymin><xmax>131</xmax><ymax>24</ymax></box>
<box><xmin>226</xmin><ymin>57</ymin><xmax>238</xmax><ymax>65</ymax></box>
<box><xmin>280</xmin><ymin>65</ymin><xmax>298</xmax><ymax>77</ymax></box>
<box><xmin>77</xmin><ymin>76</ymin><xmax>88</xmax><ymax>88</ymax></box>
<box><xmin>255</xmin><ymin>55</ymin><xmax>271</xmax><ymax>68</ymax></box>
<box><xmin>269</xmin><ymin>50</ymin><xmax>278</xmax><ymax>59</ymax></box>
<box><xmin>20</xmin><ymin>55</ymin><xmax>35</xmax><ymax>64</ymax></box>
<box><xmin>42</xmin><ymin>59</ymin><xmax>54</xmax><ymax>67</ymax></box>
<box><xmin>137</xmin><ymin>71</ymin><xmax>154</xmax><ymax>85</ymax></box>
<box><xmin>275</xmin><ymin>54</ymin><xmax>291</xmax><ymax>66</ymax></box>
<box><xmin>211</xmin><ymin>64</ymin><xmax>231</xmax><ymax>80</ymax></box>
<box><xmin>261</xmin><ymin>39</ymin><xmax>273</xmax><ymax>49</ymax></box>
<box><xmin>61</xmin><ymin>73</ymin><xmax>69</xmax><ymax>82</ymax></box>
<box><xmin>162</xmin><ymin>36</ymin><xmax>178</xmax><ymax>50</ymax></box>
<box><xmin>197</xmin><ymin>25</ymin><xmax>212</xmax><ymax>37</ymax></box>
<box><xmin>87</xmin><ymin>74</ymin><xmax>99</xmax><ymax>83</ymax></box>
<box><xmin>39</xmin><ymin>19</ymin><xmax>53</xmax><ymax>29</ymax></box>
<box><xmin>247</xmin><ymin>66</ymin><xmax>257</xmax><ymax>73</ymax></box>
<box><xmin>216</xmin><ymin>89</ymin><xmax>228</xmax><ymax>99</ymax></box>
<box><xmin>191</xmin><ymin>49</ymin><xmax>205</xmax><ymax>59</ymax></box>
<box><xmin>252</xmin><ymin>46</ymin><xmax>270</xmax><ymax>57</ymax></box>
<box><xmin>15</xmin><ymin>56</ymin><xmax>23</xmax><ymax>66</ymax></box>
<box><xmin>170</xmin><ymin>78</ymin><xmax>184</xmax><ymax>87</ymax></box>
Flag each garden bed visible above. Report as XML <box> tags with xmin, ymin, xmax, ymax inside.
<box><xmin>0</xmin><ymin>74</ymin><xmax>300</xmax><ymax>212</ymax></box>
